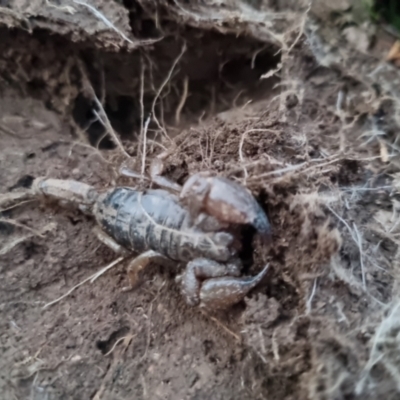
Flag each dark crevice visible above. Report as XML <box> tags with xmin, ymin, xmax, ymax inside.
<box><xmin>122</xmin><ymin>0</ymin><xmax>161</xmax><ymax>39</ymax></box>
<box><xmin>0</xmin><ymin>7</ymin><xmax>281</xmax><ymax>151</ymax></box>
<box><xmin>238</xmin><ymin>226</ymin><xmax>256</xmax><ymax>274</ymax></box>
<box><xmin>71</xmin><ymin>12</ymin><xmax>280</xmax><ymax>145</ymax></box>
<box><xmin>8</xmin><ymin>175</ymin><xmax>35</xmax><ymax>190</ymax></box>
<box><xmin>0</xmin><ymin>211</ymin><xmax>14</xmax><ymax>236</ymax></box>
<box><xmin>96</xmin><ymin>326</ymin><xmax>130</xmax><ymax>355</ymax></box>
<box><xmin>72</xmin><ymin>93</ymin><xmax>116</xmax><ymax>149</ymax></box>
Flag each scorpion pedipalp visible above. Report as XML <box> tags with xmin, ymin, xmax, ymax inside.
<box><xmin>199</xmin><ymin>263</ymin><xmax>270</xmax><ymax>310</ymax></box>
<box><xmin>181</xmin><ymin>258</ymin><xmax>269</xmax><ymax>310</ymax></box>
<box><xmin>180</xmin><ymin>172</ymin><xmax>271</xmax><ymax>240</ymax></box>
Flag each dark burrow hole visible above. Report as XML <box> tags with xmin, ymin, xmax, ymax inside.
<box><xmin>8</xmin><ymin>174</ymin><xmax>35</xmax><ymax>190</ymax></box>
<box><xmin>238</xmin><ymin>226</ymin><xmax>256</xmax><ymax>274</ymax></box>
<box><xmin>23</xmin><ymin>241</ymin><xmax>43</xmax><ymax>259</ymax></box>
<box><xmin>72</xmin><ymin>94</ymin><xmax>116</xmax><ymax>150</ymax></box>
<box><xmin>72</xmin><ymin>23</ymin><xmax>280</xmax><ymax>149</ymax></box>
<box><xmin>122</xmin><ymin>0</ymin><xmax>161</xmax><ymax>39</ymax></box>
<box><xmin>72</xmin><ymin>93</ymin><xmax>141</xmax><ymax>149</ymax></box>
<box><xmin>96</xmin><ymin>326</ymin><xmax>130</xmax><ymax>355</ymax></box>
<box><xmin>239</xmin><ymin>189</ymin><xmax>271</xmax><ymax>273</ymax></box>
<box><xmin>0</xmin><ymin>210</ymin><xmax>14</xmax><ymax>236</ymax></box>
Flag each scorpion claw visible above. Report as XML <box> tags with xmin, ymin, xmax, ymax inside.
<box><xmin>199</xmin><ymin>263</ymin><xmax>270</xmax><ymax>310</ymax></box>
<box><xmin>180</xmin><ymin>173</ymin><xmax>271</xmax><ymax>240</ymax></box>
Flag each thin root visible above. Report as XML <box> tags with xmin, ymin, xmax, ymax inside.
<box><xmin>104</xmin><ymin>334</ymin><xmax>136</xmax><ymax>357</ymax></box>
<box><xmin>175</xmin><ymin>75</ymin><xmax>189</xmax><ymax>125</ymax></box>
<box><xmin>0</xmin><ymin>218</ymin><xmax>46</xmax><ymax>238</ymax></box>
<box><xmin>151</xmin><ymin>42</ymin><xmax>187</xmax><ymax>139</ymax></box>
<box><xmin>77</xmin><ymin>59</ymin><xmax>131</xmax><ymax>159</ymax></box>
<box><xmin>141</xmin><ymin>115</ymin><xmax>152</xmax><ymax>178</ymax></box>
<box><xmin>201</xmin><ymin>311</ymin><xmax>241</xmax><ymax>342</ymax></box>
<box><xmin>73</xmin><ymin>0</ymin><xmax>133</xmax><ymax>44</ymax></box>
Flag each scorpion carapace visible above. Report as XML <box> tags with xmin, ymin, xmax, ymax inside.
<box><xmin>94</xmin><ymin>187</ymin><xmax>234</xmax><ymax>263</ymax></box>
<box><xmin>4</xmin><ymin>173</ymin><xmax>271</xmax><ymax>311</ymax></box>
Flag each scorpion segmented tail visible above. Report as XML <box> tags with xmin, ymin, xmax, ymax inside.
<box><xmin>32</xmin><ymin>178</ymin><xmax>99</xmax><ymax>207</ymax></box>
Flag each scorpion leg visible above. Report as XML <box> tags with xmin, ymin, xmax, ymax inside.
<box><xmin>149</xmin><ymin>157</ymin><xmax>182</xmax><ymax>193</ymax></box>
<box><xmin>199</xmin><ymin>264</ymin><xmax>269</xmax><ymax>310</ymax></box>
<box><xmin>180</xmin><ymin>258</ymin><xmax>269</xmax><ymax>310</ymax></box>
<box><xmin>119</xmin><ymin>153</ymin><xmax>181</xmax><ymax>194</ymax></box>
<box><xmin>179</xmin><ymin>258</ymin><xmax>241</xmax><ymax>307</ymax></box>
<box><xmin>93</xmin><ymin>226</ymin><xmax>130</xmax><ymax>256</ymax></box>
<box><xmin>123</xmin><ymin>250</ymin><xmax>172</xmax><ymax>292</ymax></box>
<box><xmin>194</xmin><ymin>213</ymin><xmax>229</xmax><ymax>232</ymax></box>
<box><xmin>93</xmin><ymin>228</ymin><xmax>171</xmax><ymax>292</ymax></box>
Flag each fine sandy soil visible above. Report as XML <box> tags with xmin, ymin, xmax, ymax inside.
<box><xmin>1</xmin><ymin>1</ymin><xmax>400</xmax><ymax>400</ymax></box>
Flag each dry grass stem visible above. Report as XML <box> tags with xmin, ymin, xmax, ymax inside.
<box><xmin>202</xmin><ymin>311</ymin><xmax>241</xmax><ymax>342</ymax></box>
<box><xmin>306</xmin><ymin>278</ymin><xmax>318</xmax><ymax>315</ymax></box>
<box><xmin>43</xmin><ymin>257</ymin><xmax>124</xmax><ymax>309</ymax></box>
<box><xmin>141</xmin><ymin>281</ymin><xmax>166</xmax><ymax>360</ymax></box>
<box><xmin>175</xmin><ymin>75</ymin><xmax>189</xmax><ymax>125</ymax></box>
<box><xmin>272</xmin><ymin>329</ymin><xmax>280</xmax><ymax>361</ymax></box>
<box><xmin>0</xmin><ymin>218</ymin><xmax>46</xmax><ymax>238</ymax></box>
<box><xmin>327</xmin><ymin>205</ymin><xmax>367</xmax><ymax>290</ymax></box>
<box><xmin>251</xmin><ymin>46</ymin><xmax>267</xmax><ymax>69</ymax></box>
<box><xmin>151</xmin><ymin>43</ymin><xmax>187</xmax><ymax>138</ymax></box>
<box><xmin>0</xmin><ymin>219</ymin><xmax>56</xmax><ymax>253</ymax></box>
<box><xmin>92</xmin><ymin>105</ymin><xmax>130</xmax><ymax>158</ymax></box>
<box><xmin>141</xmin><ymin>115</ymin><xmax>151</xmax><ymax>177</ymax></box>
<box><xmin>77</xmin><ymin>59</ymin><xmax>130</xmax><ymax>158</ymax></box>
<box><xmin>0</xmin><ymin>199</ymin><xmax>36</xmax><ymax>213</ymax></box>
<box><xmin>286</xmin><ymin>2</ymin><xmax>311</xmax><ymax>55</ymax></box>
<box><xmin>260</xmin><ymin>62</ymin><xmax>282</xmax><ymax>80</ymax></box>
<box><xmin>0</xmin><ymin>122</ymin><xmax>30</xmax><ymax>139</ymax></box>
<box><xmin>330</xmin><ymin>256</ymin><xmax>364</xmax><ymax>291</ymax></box>
<box><xmin>138</xmin><ymin>57</ymin><xmax>145</xmax><ymax>171</ymax></box>
<box><xmin>248</xmin><ymin>161</ymin><xmax>307</xmax><ymax>181</ymax></box>
<box><xmin>69</xmin><ymin>140</ymin><xmax>111</xmax><ymax>166</ymax></box>
<box><xmin>247</xmin><ymin>155</ymin><xmax>345</xmax><ymax>182</ymax></box>
<box><xmin>353</xmin><ymin>223</ymin><xmax>366</xmax><ymax>289</ymax></box>
<box><xmin>0</xmin><ymin>234</ymin><xmax>33</xmax><ymax>256</ymax></box>
<box><xmin>92</xmin><ymin>331</ymin><xmax>134</xmax><ymax>400</ymax></box>
<box><xmin>356</xmin><ymin>300</ymin><xmax>400</xmax><ymax>394</ymax></box>
<box><xmin>104</xmin><ymin>334</ymin><xmax>136</xmax><ymax>357</ymax></box>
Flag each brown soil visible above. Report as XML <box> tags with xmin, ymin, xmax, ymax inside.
<box><xmin>1</xmin><ymin>1</ymin><xmax>400</xmax><ymax>400</ymax></box>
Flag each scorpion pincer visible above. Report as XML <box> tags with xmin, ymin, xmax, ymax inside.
<box><xmin>24</xmin><ymin>173</ymin><xmax>272</xmax><ymax>310</ymax></box>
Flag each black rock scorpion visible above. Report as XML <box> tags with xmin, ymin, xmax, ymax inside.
<box><xmin>1</xmin><ymin>166</ymin><xmax>271</xmax><ymax>310</ymax></box>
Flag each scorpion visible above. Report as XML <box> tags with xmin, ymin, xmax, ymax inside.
<box><xmin>1</xmin><ymin>166</ymin><xmax>272</xmax><ymax>311</ymax></box>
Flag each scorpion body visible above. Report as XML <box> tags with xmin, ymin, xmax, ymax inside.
<box><xmin>94</xmin><ymin>187</ymin><xmax>233</xmax><ymax>263</ymax></box>
<box><xmin>4</xmin><ymin>174</ymin><xmax>271</xmax><ymax>310</ymax></box>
